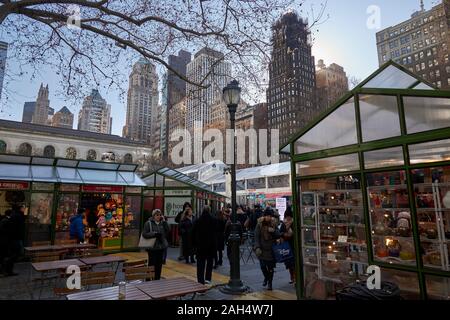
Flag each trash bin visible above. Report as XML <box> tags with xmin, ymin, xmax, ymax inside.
<box><xmin>336</xmin><ymin>281</ymin><xmax>401</xmax><ymax>300</ymax></box>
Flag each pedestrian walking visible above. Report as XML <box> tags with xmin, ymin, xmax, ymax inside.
<box><xmin>254</xmin><ymin>207</ymin><xmax>280</xmax><ymax>290</ymax></box>
<box><xmin>69</xmin><ymin>208</ymin><xmax>86</xmax><ymax>243</ymax></box>
<box><xmin>192</xmin><ymin>206</ymin><xmax>218</xmax><ymax>285</ymax></box>
<box><xmin>214</xmin><ymin>208</ymin><xmax>227</xmax><ymax>268</ymax></box>
<box><xmin>175</xmin><ymin>202</ymin><xmax>192</xmax><ymax>261</ymax></box>
<box><xmin>280</xmin><ymin>208</ymin><xmax>296</xmax><ymax>284</ymax></box>
<box><xmin>142</xmin><ymin>209</ymin><xmax>170</xmax><ymax>280</ymax></box>
<box><xmin>180</xmin><ymin>206</ymin><xmax>196</xmax><ymax>264</ymax></box>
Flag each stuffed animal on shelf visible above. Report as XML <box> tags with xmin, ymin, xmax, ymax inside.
<box><xmin>396</xmin><ymin>211</ymin><xmax>411</xmax><ymax>237</ymax></box>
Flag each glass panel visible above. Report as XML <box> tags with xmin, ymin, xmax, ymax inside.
<box><xmin>56</xmin><ymin>167</ymin><xmax>83</xmax><ymax>184</ymax></box>
<box><xmin>379</xmin><ymin>268</ymin><xmax>420</xmax><ymax>299</ymax></box>
<box><xmin>367</xmin><ymin>170</ymin><xmax>416</xmax><ymax>266</ymax></box>
<box><xmin>404</xmin><ymin>96</ymin><xmax>450</xmax><ymax>134</ymax></box>
<box><xmin>363</xmin><ymin>64</ymin><xmax>418</xmax><ymax>89</ymax></box>
<box><xmin>31</xmin><ymin>166</ymin><xmax>58</xmax><ymax>182</ymax></box>
<box><xmin>118</xmin><ymin>164</ymin><xmax>137</xmax><ymax>172</ymax></box>
<box><xmin>78</xmin><ymin>169</ymin><xmax>126</xmax><ymax>185</ymax></box>
<box><xmin>426</xmin><ymin>276</ymin><xmax>450</xmax><ymax>300</ymax></box>
<box><xmin>237</xmin><ymin>180</ymin><xmax>245</xmax><ymax>191</ymax></box>
<box><xmin>56</xmin><ymin>159</ymin><xmax>78</xmax><ymax>167</ymax></box>
<box><xmin>0</xmin><ymin>191</ymin><xmax>29</xmax><ymax>229</ymax></box>
<box><xmin>409</xmin><ymin>138</ymin><xmax>450</xmax><ymax>164</ymax></box>
<box><xmin>122</xmin><ymin>195</ymin><xmax>141</xmax><ymax>249</ymax></box>
<box><xmin>294</xmin><ymin>98</ymin><xmax>357</xmax><ymax>154</ymax></box>
<box><xmin>364</xmin><ymin>147</ymin><xmax>405</xmax><ymax>169</ymax></box>
<box><xmin>297</xmin><ymin>153</ymin><xmax>360</xmax><ymax>177</ymax></box>
<box><xmin>0</xmin><ymin>154</ymin><xmax>31</xmax><ymax>164</ymax></box>
<box><xmin>413</xmin><ymin>82</ymin><xmax>434</xmax><ymax>90</ymax></box>
<box><xmin>78</xmin><ymin>161</ymin><xmax>120</xmax><ymax>170</ymax></box>
<box><xmin>164</xmin><ymin>178</ymin><xmax>187</xmax><ymax>187</ymax></box>
<box><xmin>155</xmin><ymin>174</ymin><xmax>164</xmax><ymax>187</ymax></box>
<box><xmin>0</xmin><ymin>164</ymin><xmax>31</xmax><ymax>181</ymax></box>
<box><xmin>31</xmin><ymin>157</ymin><xmax>55</xmax><ymax>165</ymax></box>
<box><xmin>32</xmin><ymin>183</ymin><xmax>54</xmax><ymax>191</ymax></box>
<box><xmin>299</xmin><ymin>175</ymin><xmax>367</xmax><ymax>299</ymax></box>
<box><xmin>213</xmin><ymin>183</ymin><xmax>225</xmax><ymax>192</ymax></box>
<box><xmin>247</xmin><ymin>177</ymin><xmax>266</xmax><ymax>189</ymax></box>
<box><xmin>359</xmin><ymin>95</ymin><xmax>401</xmax><ymax>142</ymax></box>
<box><xmin>412</xmin><ymin>167</ymin><xmax>450</xmax><ymax>272</ymax></box>
<box><xmin>143</xmin><ymin>174</ymin><xmax>155</xmax><ymax>187</ymax></box>
<box><xmin>268</xmin><ymin>175</ymin><xmax>290</xmax><ymax>188</ymax></box>
<box><xmin>54</xmin><ymin>194</ymin><xmax>79</xmax><ymax>242</ymax></box>
<box><xmin>143</xmin><ymin>190</ymin><xmax>154</xmax><ymax>197</ymax></box>
<box><xmin>143</xmin><ymin>197</ymin><xmax>154</xmax><ymax>222</ymax></box>
<box><xmin>27</xmin><ymin>193</ymin><xmax>53</xmax><ymax>245</ymax></box>
<box><xmin>118</xmin><ymin>172</ymin><xmax>146</xmax><ymax>186</ymax></box>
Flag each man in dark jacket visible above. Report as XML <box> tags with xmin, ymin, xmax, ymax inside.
<box><xmin>249</xmin><ymin>204</ymin><xmax>263</xmax><ymax>232</ymax></box>
<box><xmin>0</xmin><ymin>210</ymin><xmax>13</xmax><ymax>275</ymax></box>
<box><xmin>192</xmin><ymin>205</ymin><xmax>218</xmax><ymax>285</ymax></box>
<box><xmin>70</xmin><ymin>208</ymin><xmax>85</xmax><ymax>243</ymax></box>
<box><xmin>175</xmin><ymin>202</ymin><xmax>192</xmax><ymax>261</ymax></box>
<box><xmin>3</xmin><ymin>205</ymin><xmax>25</xmax><ymax>276</ymax></box>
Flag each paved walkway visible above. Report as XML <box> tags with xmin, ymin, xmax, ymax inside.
<box><xmin>0</xmin><ymin>247</ymin><xmax>297</xmax><ymax>300</ymax></box>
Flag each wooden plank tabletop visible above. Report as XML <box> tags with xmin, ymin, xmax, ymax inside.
<box><xmin>32</xmin><ymin>259</ymin><xmax>86</xmax><ymax>272</ymax></box>
<box><xmin>60</xmin><ymin>243</ymin><xmax>97</xmax><ymax>250</ymax></box>
<box><xmin>136</xmin><ymin>277</ymin><xmax>208</xmax><ymax>300</ymax></box>
<box><xmin>24</xmin><ymin>245</ymin><xmax>64</xmax><ymax>252</ymax></box>
<box><xmin>80</xmin><ymin>255</ymin><xmax>128</xmax><ymax>265</ymax></box>
<box><xmin>67</xmin><ymin>284</ymin><xmax>150</xmax><ymax>300</ymax></box>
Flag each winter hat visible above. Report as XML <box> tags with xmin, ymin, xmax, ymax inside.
<box><xmin>263</xmin><ymin>207</ymin><xmax>274</xmax><ymax>216</ymax></box>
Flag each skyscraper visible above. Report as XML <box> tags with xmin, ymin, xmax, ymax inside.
<box><xmin>267</xmin><ymin>11</ymin><xmax>316</xmax><ymax>146</ymax></box>
<box><xmin>78</xmin><ymin>89</ymin><xmax>112</xmax><ymax>134</ymax></box>
<box><xmin>123</xmin><ymin>58</ymin><xmax>159</xmax><ymax>145</ymax></box>
<box><xmin>161</xmin><ymin>50</ymin><xmax>191</xmax><ymax>159</ymax></box>
<box><xmin>22</xmin><ymin>102</ymin><xmax>53</xmax><ymax>123</ymax></box>
<box><xmin>0</xmin><ymin>41</ymin><xmax>7</xmax><ymax>99</ymax></box>
<box><xmin>316</xmin><ymin>59</ymin><xmax>349</xmax><ymax>110</ymax></box>
<box><xmin>186</xmin><ymin>47</ymin><xmax>231</xmax><ymax>134</ymax></box>
<box><xmin>51</xmin><ymin>106</ymin><xmax>74</xmax><ymax>129</ymax></box>
<box><xmin>376</xmin><ymin>1</ymin><xmax>450</xmax><ymax>89</ymax></box>
<box><xmin>32</xmin><ymin>83</ymin><xmax>50</xmax><ymax>125</ymax></box>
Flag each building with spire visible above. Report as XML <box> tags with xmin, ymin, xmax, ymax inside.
<box><xmin>123</xmin><ymin>58</ymin><xmax>159</xmax><ymax>145</ymax></box>
<box><xmin>32</xmin><ymin>83</ymin><xmax>51</xmax><ymax>125</ymax></box>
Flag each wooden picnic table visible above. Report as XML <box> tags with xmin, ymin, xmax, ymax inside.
<box><xmin>31</xmin><ymin>259</ymin><xmax>86</xmax><ymax>272</ymax></box>
<box><xmin>66</xmin><ymin>284</ymin><xmax>151</xmax><ymax>300</ymax></box>
<box><xmin>135</xmin><ymin>277</ymin><xmax>208</xmax><ymax>300</ymax></box>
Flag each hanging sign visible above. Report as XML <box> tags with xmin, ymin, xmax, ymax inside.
<box><xmin>164</xmin><ymin>197</ymin><xmax>192</xmax><ymax>217</ymax></box>
<box><xmin>276</xmin><ymin>197</ymin><xmax>287</xmax><ymax>220</ymax></box>
<box><xmin>82</xmin><ymin>185</ymin><xmax>124</xmax><ymax>193</ymax></box>
<box><xmin>0</xmin><ymin>181</ymin><xmax>29</xmax><ymax>190</ymax></box>
<box><xmin>164</xmin><ymin>189</ymin><xmax>192</xmax><ymax>196</ymax></box>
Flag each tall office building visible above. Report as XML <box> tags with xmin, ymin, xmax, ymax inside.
<box><xmin>168</xmin><ymin>97</ymin><xmax>187</xmax><ymax>165</ymax></box>
<box><xmin>0</xmin><ymin>41</ymin><xmax>7</xmax><ymax>99</ymax></box>
<box><xmin>186</xmin><ymin>47</ymin><xmax>231</xmax><ymax>134</ymax></box>
<box><xmin>22</xmin><ymin>102</ymin><xmax>54</xmax><ymax>123</ymax></box>
<box><xmin>316</xmin><ymin>59</ymin><xmax>349</xmax><ymax>110</ymax></box>
<box><xmin>78</xmin><ymin>89</ymin><xmax>112</xmax><ymax>134</ymax></box>
<box><xmin>51</xmin><ymin>106</ymin><xmax>74</xmax><ymax>129</ymax></box>
<box><xmin>161</xmin><ymin>50</ymin><xmax>191</xmax><ymax>159</ymax></box>
<box><xmin>376</xmin><ymin>1</ymin><xmax>450</xmax><ymax>89</ymax></box>
<box><xmin>123</xmin><ymin>58</ymin><xmax>159</xmax><ymax>144</ymax></box>
<box><xmin>32</xmin><ymin>83</ymin><xmax>51</xmax><ymax>125</ymax></box>
<box><xmin>267</xmin><ymin>11</ymin><xmax>317</xmax><ymax>147</ymax></box>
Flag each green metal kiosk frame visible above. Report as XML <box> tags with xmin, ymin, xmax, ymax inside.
<box><xmin>281</xmin><ymin>61</ymin><xmax>450</xmax><ymax>300</ymax></box>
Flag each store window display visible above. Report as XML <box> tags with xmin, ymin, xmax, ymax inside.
<box><xmin>28</xmin><ymin>193</ymin><xmax>53</xmax><ymax>244</ymax></box>
<box><xmin>367</xmin><ymin>170</ymin><xmax>416</xmax><ymax>266</ymax></box>
<box><xmin>299</xmin><ymin>174</ymin><xmax>367</xmax><ymax>300</ymax></box>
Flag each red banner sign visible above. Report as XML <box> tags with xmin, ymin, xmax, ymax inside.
<box><xmin>0</xmin><ymin>181</ymin><xmax>29</xmax><ymax>190</ymax></box>
<box><xmin>82</xmin><ymin>185</ymin><xmax>124</xmax><ymax>193</ymax></box>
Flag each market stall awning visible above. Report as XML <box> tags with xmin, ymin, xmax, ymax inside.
<box><xmin>0</xmin><ymin>154</ymin><xmax>146</xmax><ymax>187</ymax></box>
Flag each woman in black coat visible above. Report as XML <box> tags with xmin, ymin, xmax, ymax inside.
<box><xmin>192</xmin><ymin>206</ymin><xmax>218</xmax><ymax>285</ymax></box>
<box><xmin>180</xmin><ymin>207</ymin><xmax>196</xmax><ymax>264</ymax></box>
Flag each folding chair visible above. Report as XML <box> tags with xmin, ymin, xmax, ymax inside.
<box><xmin>81</xmin><ymin>271</ymin><xmax>116</xmax><ymax>290</ymax></box>
<box><xmin>124</xmin><ymin>266</ymin><xmax>155</xmax><ymax>284</ymax></box>
<box><xmin>122</xmin><ymin>259</ymin><xmax>148</xmax><ymax>273</ymax></box>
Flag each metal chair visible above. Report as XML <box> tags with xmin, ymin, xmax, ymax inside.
<box><xmin>122</xmin><ymin>259</ymin><xmax>148</xmax><ymax>273</ymax></box>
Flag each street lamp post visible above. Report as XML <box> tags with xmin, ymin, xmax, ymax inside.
<box><xmin>220</xmin><ymin>80</ymin><xmax>248</xmax><ymax>295</ymax></box>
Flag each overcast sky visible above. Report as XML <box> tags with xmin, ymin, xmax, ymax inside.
<box><xmin>0</xmin><ymin>0</ymin><xmax>442</xmax><ymax>136</ymax></box>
